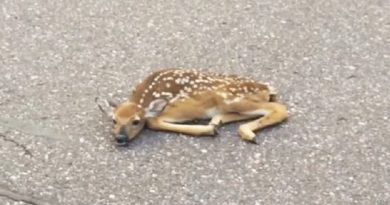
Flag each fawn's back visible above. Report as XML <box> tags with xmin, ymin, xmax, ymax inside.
<box><xmin>130</xmin><ymin>68</ymin><xmax>276</xmax><ymax>112</ymax></box>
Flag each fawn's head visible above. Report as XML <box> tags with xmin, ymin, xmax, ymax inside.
<box><xmin>109</xmin><ymin>101</ymin><xmax>146</xmax><ymax>145</ymax></box>
<box><xmin>101</xmin><ymin>99</ymin><xmax>167</xmax><ymax>146</ymax></box>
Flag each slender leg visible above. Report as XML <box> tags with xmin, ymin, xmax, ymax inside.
<box><xmin>209</xmin><ymin>113</ymin><xmax>258</xmax><ymax>126</ymax></box>
<box><xmin>238</xmin><ymin>102</ymin><xmax>288</xmax><ymax>143</ymax></box>
<box><xmin>146</xmin><ymin>117</ymin><xmax>216</xmax><ymax>136</ymax></box>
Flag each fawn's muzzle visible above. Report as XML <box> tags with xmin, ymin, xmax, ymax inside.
<box><xmin>115</xmin><ymin>127</ymin><xmax>128</xmax><ymax>145</ymax></box>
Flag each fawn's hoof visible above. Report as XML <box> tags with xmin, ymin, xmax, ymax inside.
<box><xmin>238</xmin><ymin>125</ymin><xmax>257</xmax><ymax>144</ymax></box>
<box><xmin>210</xmin><ymin>123</ymin><xmax>220</xmax><ymax>136</ymax></box>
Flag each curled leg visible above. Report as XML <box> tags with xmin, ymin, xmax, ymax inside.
<box><xmin>209</xmin><ymin>113</ymin><xmax>258</xmax><ymax>126</ymax></box>
<box><xmin>238</xmin><ymin>102</ymin><xmax>288</xmax><ymax>143</ymax></box>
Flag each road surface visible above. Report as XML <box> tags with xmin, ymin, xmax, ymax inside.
<box><xmin>1</xmin><ymin>0</ymin><xmax>389</xmax><ymax>204</ymax></box>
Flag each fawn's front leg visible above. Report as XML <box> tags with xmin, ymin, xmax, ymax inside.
<box><xmin>147</xmin><ymin>117</ymin><xmax>217</xmax><ymax>136</ymax></box>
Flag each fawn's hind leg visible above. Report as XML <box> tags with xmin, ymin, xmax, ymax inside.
<box><xmin>209</xmin><ymin>113</ymin><xmax>257</xmax><ymax>126</ymax></box>
<box><xmin>238</xmin><ymin>102</ymin><xmax>288</xmax><ymax>143</ymax></box>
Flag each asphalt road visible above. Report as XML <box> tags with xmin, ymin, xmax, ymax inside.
<box><xmin>1</xmin><ymin>0</ymin><xmax>389</xmax><ymax>204</ymax></box>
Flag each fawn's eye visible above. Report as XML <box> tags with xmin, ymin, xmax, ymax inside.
<box><xmin>112</xmin><ymin>119</ymin><xmax>117</xmax><ymax>124</ymax></box>
<box><xmin>132</xmin><ymin>119</ymin><xmax>140</xmax><ymax>126</ymax></box>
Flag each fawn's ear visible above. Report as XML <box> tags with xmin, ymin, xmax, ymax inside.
<box><xmin>106</xmin><ymin>100</ymin><xmax>118</xmax><ymax>109</ymax></box>
<box><xmin>144</xmin><ymin>99</ymin><xmax>168</xmax><ymax>118</ymax></box>
<box><xmin>95</xmin><ymin>97</ymin><xmax>117</xmax><ymax>118</ymax></box>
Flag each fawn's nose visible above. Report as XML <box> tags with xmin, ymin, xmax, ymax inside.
<box><xmin>115</xmin><ymin>135</ymin><xmax>127</xmax><ymax>145</ymax></box>
<box><xmin>115</xmin><ymin>127</ymin><xmax>128</xmax><ymax>145</ymax></box>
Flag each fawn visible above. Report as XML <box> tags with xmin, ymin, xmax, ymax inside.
<box><xmin>98</xmin><ymin>68</ymin><xmax>288</xmax><ymax>145</ymax></box>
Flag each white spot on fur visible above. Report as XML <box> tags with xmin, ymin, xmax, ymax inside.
<box><xmin>179</xmin><ymin>90</ymin><xmax>188</xmax><ymax>97</ymax></box>
<box><xmin>229</xmin><ymin>87</ymin><xmax>237</xmax><ymax>92</ymax></box>
<box><xmin>184</xmin><ymin>87</ymin><xmax>192</xmax><ymax>92</ymax></box>
<box><xmin>224</xmin><ymin>97</ymin><xmax>243</xmax><ymax>104</ymax></box>
<box><xmin>217</xmin><ymin>92</ymin><xmax>228</xmax><ymax>99</ymax></box>
<box><xmin>161</xmin><ymin>92</ymin><xmax>173</xmax><ymax>98</ymax></box>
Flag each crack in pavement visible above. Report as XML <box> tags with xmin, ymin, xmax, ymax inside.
<box><xmin>0</xmin><ymin>186</ymin><xmax>54</xmax><ymax>205</ymax></box>
<box><xmin>0</xmin><ymin>132</ymin><xmax>33</xmax><ymax>157</ymax></box>
<box><xmin>0</xmin><ymin>118</ymin><xmax>66</xmax><ymax>142</ymax></box>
